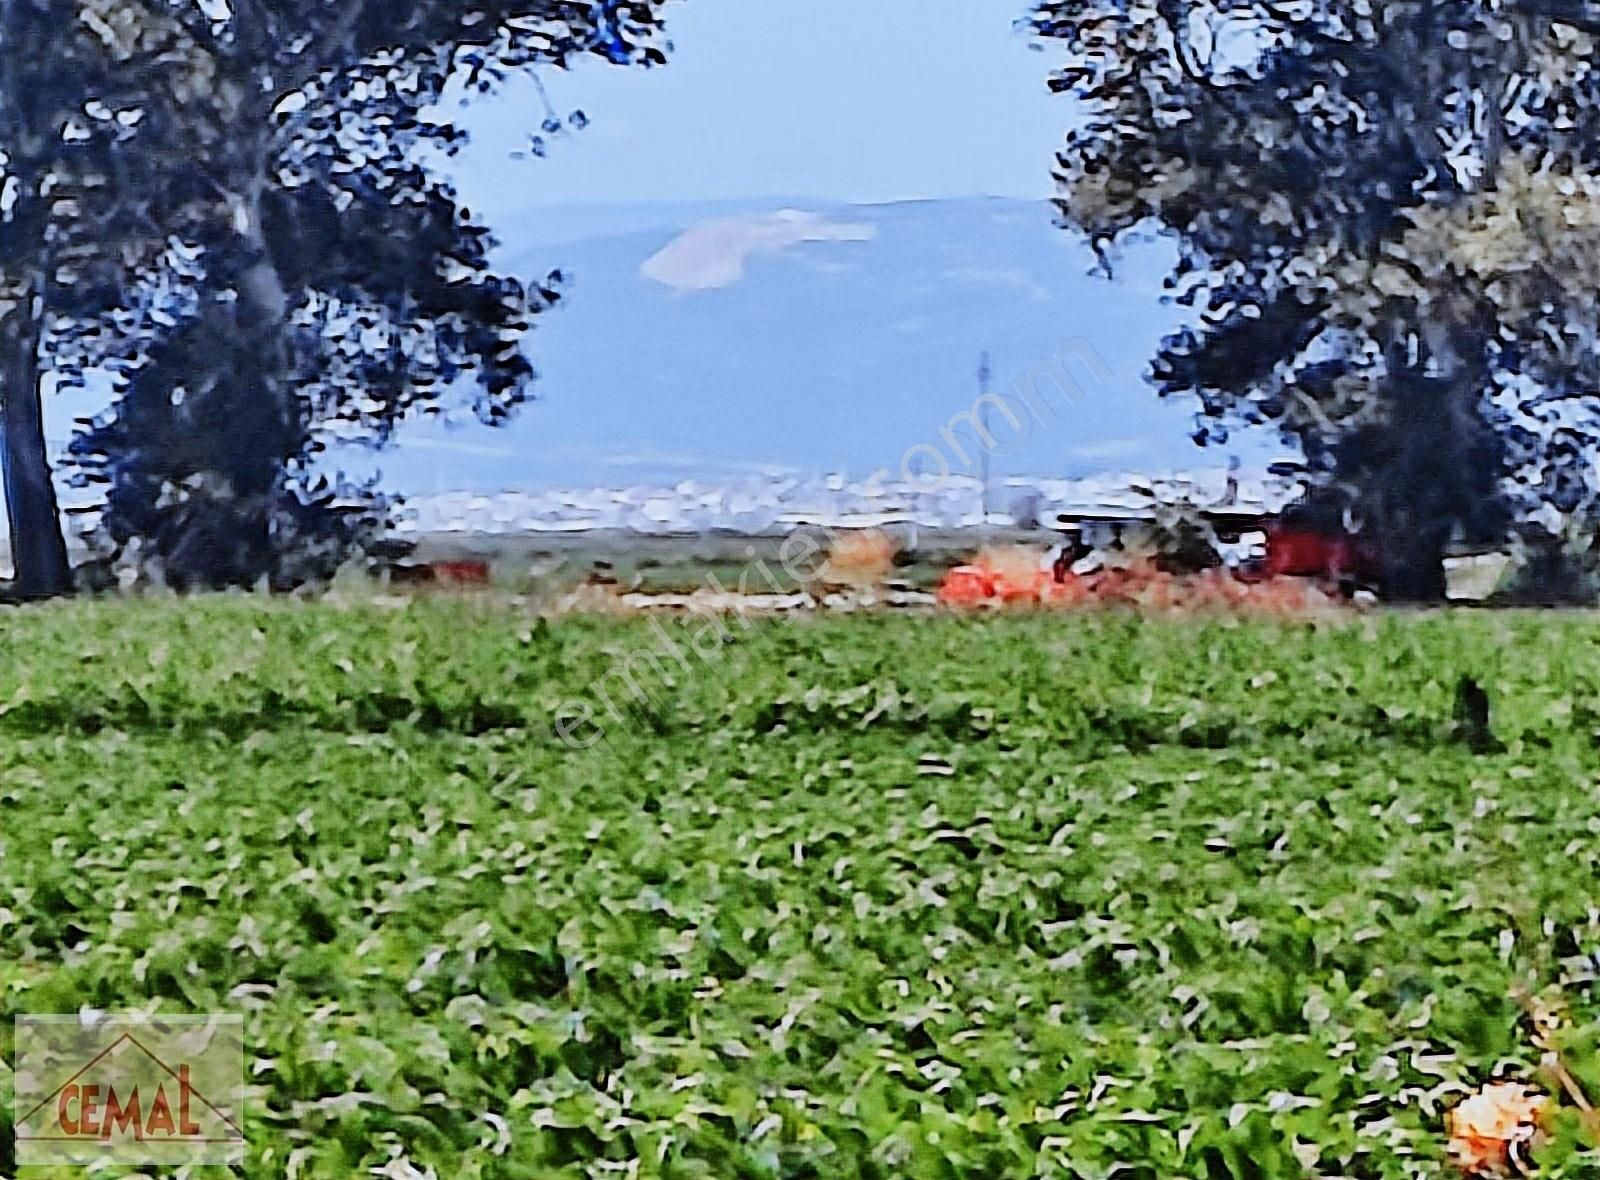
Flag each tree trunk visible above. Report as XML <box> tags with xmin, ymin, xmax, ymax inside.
<box><xmin>1380</xmin><ymin>525</ymin><xmax>1448</xmax><ymax>603</ymax></box>
<box><xmin>230</xmin><ymin>184</ymin><xmax>294</xmax><ymax>584</ymax></box>
<box><xmin>1368</xmin><ymin>323</ymin><xmax>1472</xmax><ymax>606</ymax></box>
<box><xmin>0</xmin><ymin>3</ymin><xmax>71</xmax><ymax>601</ymax></box>
<box><xmin>0</xmin><ymin>285</ymin><xmax>71</xmax><ymax>600</ymax></box>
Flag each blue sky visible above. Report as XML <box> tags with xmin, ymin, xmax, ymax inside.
<box><xmin>452</xmin><ymin>0</ymin><xmax>1066</xmax><ymax>224</ymax></box>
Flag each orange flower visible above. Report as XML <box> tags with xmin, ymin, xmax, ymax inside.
<box><xmin>1448</xmin><ymin>1083</ymin><xmax>1547</xmax><ymax>1176</ymax></box>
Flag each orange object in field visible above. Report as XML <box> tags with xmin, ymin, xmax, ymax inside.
<box><xmin>995</xmin><ymin>570</ymin><xmax>1049</xmax><ymax>604</ymax></box>
<box><xmin>938</xmin><ymin>552</ymin><xmax>1053</xmax><ymax>607</ymax></box>
<box><xmin>937</xmin><ymin>549</ymin><xmax>1351</xmax><ymax>614</ymax></box>
<box><xmin>1041</xmin><ymin>574</ymin><xmax>1090</xmax><ymax>607</ymax></box>
<box><xmin>937</xmin><ymin>565</ymin><xmax>996</xmax><ymax>606</ymax></box>
<box><xmin>823</xmin><ymin>529</ymin><xmax>898</xmax><ymax>586</ymax></box>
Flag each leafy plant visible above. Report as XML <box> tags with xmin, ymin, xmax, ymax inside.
<box><xmin>4</xmin><ymin>604</ymin><xmax>1600</xmax><ymax>1176</ymax></box>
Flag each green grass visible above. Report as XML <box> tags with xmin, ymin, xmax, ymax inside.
<box><xmin>5</xmin><ymin>601</ymin><xmax>1600</xmax><ymax>1177</ymax></box>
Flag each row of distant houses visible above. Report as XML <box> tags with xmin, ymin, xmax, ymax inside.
<box><xmin>393</xmin><ymin>468</ymin><xmax>1522</xmax><ymax>601</ymax></box>
<box><xmin>394</xmin><ymin>469</ymin><xmax>1300</xmax><ymax>541</ymax></box>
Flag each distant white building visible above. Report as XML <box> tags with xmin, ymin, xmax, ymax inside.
<box><xmin>395</xmin><ymin>468</ymin><xmax>1301</xmax><ymax>540</ymax></box>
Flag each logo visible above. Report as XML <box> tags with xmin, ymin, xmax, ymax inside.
<box><xmin>14</xmin><ymin>1015</ymin><xmax>245</xmax><ymax>1166</ymax></box>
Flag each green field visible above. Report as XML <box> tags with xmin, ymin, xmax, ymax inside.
<box><xmin>6</xmin><ymin>602</ymin><xmax>1600</xmax><ymax>1177</ymax></box>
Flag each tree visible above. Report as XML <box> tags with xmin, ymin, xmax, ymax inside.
<box><xmin>1031</xmin><ymin>0</ymin><xmax>1600</xmax><ymax>599</ymax></box>
<box><xmin>0</xmin><ymin>0</ymin><xmax>199</xmax><ymax>597</ymax></box>
<box><xmin>54</xmin><ymin>0</ymin><xmax>669</xmax><ymax>589</ymax></box>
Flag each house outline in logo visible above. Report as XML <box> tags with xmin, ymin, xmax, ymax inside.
<box><xmin>16</xmin><ymin>1029</ymin><xmax>245</xmax><ymax>1147</ymax></box>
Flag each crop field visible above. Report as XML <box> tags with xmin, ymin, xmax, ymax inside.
<box><xmin>6</xmin><ymin>601</ymin><xmax>1600</xmax><ymax>1177</ymax></box>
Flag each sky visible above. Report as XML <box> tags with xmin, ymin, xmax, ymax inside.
<box><xmin>450</xmin><ymin>0</ymin><xmax>1067</xmax><ymax>226</ymax></box>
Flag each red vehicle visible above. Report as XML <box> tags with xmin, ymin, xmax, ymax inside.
<box><xmin>389</xmin><ymin>559</ymin><xmax>492</xmax><ymax>588</ymax></box>
<box><xmin>431</xmin><ymin>560</ymin><xmax>491</xmax><ymax>586</ymax></box>
<box><xmin>1255</xmin><ymin>517</ymin><xmax>1382</xmax><ymax>590</ymax></box>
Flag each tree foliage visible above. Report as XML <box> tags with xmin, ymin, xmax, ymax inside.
<box><xmin>1032</xmin><ymin>0</ymin><xmax>1600</xmax><ymax>598</ymax></box>
<box><xmin>0</xmin><ymin>0</ymin><xmax>205</xmax><ymax>596</ymax></box>
<box><xmin>3</xmin><ymin>0</ymin><xmax>668</xmax><ymax>590</ymax></box>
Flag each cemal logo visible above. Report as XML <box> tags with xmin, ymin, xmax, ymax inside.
<box><xmin>14</xmin><ymin>1015</ymin><xmax>245</xmax><ymax>1166</ymax></box>
<box><xmin>29</xmin><ymin>1034</ymin><xmax>230</xmax><ymax>1141</ymax></box>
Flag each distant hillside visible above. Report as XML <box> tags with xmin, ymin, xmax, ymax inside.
<box><xmin>348</xmin><ymin>197</ymin><xmax>1292</xmax><ymax>493</ymax></box>
<box><xmin>23</xmin><ymin>198</ymin><xmax>1293</xmax><ymax>555</ymax></box>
